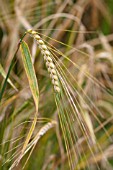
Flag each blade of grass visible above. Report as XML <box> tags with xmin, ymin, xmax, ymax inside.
<box><xmin>0</xmin><ymin>63</ymin><xmax>17</xmax><ymax>91</ymax></box>
<box><xmin>18</xmin><ymin>40</ymin><xmax>39</xmax><ymax>164</ymax></box>
<box><xmin>0</xmin><ymin>33</ymin><xmax>26</xmax><ymax>102</ymax></box>
<box><xmin>0</xmin><ymin>42</ymin><xmax>20</xmax><ymax>102</ymax></box>
<box><xmin>20</xmin><ymin>40</ymin><xmax>39</xmax><ymax>111</ymax></box>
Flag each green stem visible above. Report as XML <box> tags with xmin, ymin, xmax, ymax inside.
<box><xmin>0</xmin><ymin>32</ymin><xmax>27</xmax><ymax>102</ymax></box>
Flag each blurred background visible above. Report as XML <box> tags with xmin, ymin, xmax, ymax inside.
<box><xmin>0</xmin><ymin>0</ymin><xmax>113</xmax><ymax>170</ymax></box>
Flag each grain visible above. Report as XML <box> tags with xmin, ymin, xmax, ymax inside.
<box><xmin>27</xmin><ymin>29</ymin><xmax>60</xmax><ymax>93</ymax></box>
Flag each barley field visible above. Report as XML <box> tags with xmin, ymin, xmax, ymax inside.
<box><xmin>0</xmin><ymin>0</ymin><xmax>113</xmax><ymax>170</ymax></box>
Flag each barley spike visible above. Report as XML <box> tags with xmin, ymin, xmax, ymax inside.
<box><xmin>27</xmin><ymin>29</ymin><xmax>60</xmax><ymax>93</ymax></box>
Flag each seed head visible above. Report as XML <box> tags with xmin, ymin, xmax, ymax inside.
<box><xmin>27</xmin><ymin>29</ymin><xmax>60</xmax><ymax>93</ymax></box>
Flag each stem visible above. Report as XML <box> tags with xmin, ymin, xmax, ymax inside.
<box><xmin>0</xmin><ymin>32</ymin><xmax>27</xmax><ymax>102</ymax></box>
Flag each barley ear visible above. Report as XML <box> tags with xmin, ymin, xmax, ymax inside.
<box><xmin>27</xmin><ymin>29</ymin><xmax>61</xmax><ymax>93</ymax></box>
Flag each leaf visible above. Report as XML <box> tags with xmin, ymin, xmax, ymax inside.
<box><xmin>20</xmin><ymin>40</ymin><xmax>39</xmax><ymax>111</ymax></box>
<box><xmin>19</xmin><ymin>40</ymin><xmax>39</xmax><ymax>162</ymax></box>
